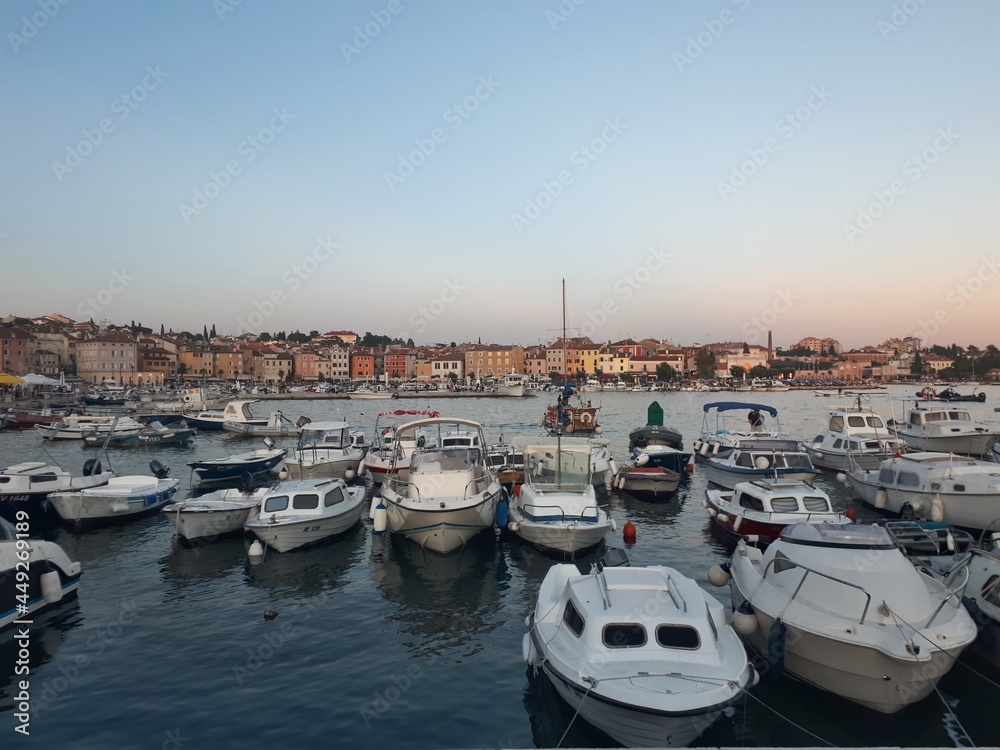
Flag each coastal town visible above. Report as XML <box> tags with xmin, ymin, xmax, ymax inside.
<box><xmin>1</xmin><ymin>313</ymin><xmax>996</xmax><ymax>389</ymax></box>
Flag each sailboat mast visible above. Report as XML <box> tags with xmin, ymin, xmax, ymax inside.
<box><xmin>561</xmin><ymin>278</ymin><xmax>566</xmax><ymax>380</ymax></box>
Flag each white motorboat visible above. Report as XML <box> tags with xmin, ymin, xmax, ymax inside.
<box><xmin>721</xmin><ymin>523</ymin><xmax>976</xmax><ymax>713</ymax></box>
<box><xmin>349</xmin><ymin>386</ymin><xmax>394</xmax><ymax>400</ymax></box>
<box><xmin>525</xmin><ymin>560</ymin><xmax>756</xmax><ymax>747</ymax></box>
<box><xmin>887</xmin><ymin>403</ymin><xmax>999</xmax><ymax>457</ymax></box>
<box><xmin>162</xmin><ymin>486</ymin><xmax>269</xmax><ymax>542</ymax></box>
<box><xmin>282</xmin><ymin>421</ymin><xmax>366</xmax><ymax>481</ymax></box>
<box><xmin>183</xmin><ymin>399</ymin><xmax>269</xmax><ymax>432</ymax></box>
<box><xmin>704</xmin><ymin>438</ymin><xmax>820</xmax><ymax>490</ymax></box>
<box><xmin>612</xmin><ymin>463</ymin><xmax>681</xmax><ymax>497</ymax></box>
<box><xmin>803</xmin><ymin>400</ymin><xmax>907</xmax><ymax>471</ymax></box>
<box><xmin>704</xmin><ymin>478</ymin><xmax>851</xmax><ymax>539</ymax></box>
<box><xmin>222</xmin><ymin>412</ymin><xmax>308</xmax><ymax>438</ymax></box>
<box><xmin>365</xmin><ymin>409</ymin><xmax>440</xmax><ymax>484</ymax></box>
<box><xmin>506</xmin><ymin>437</ymin><xmax>611</xmax><ymax>555</ymax></box>
<box><xmin>378</xmin><ymin>417</ymin><xmax>501</xmax><ymax>554</ymax></box>
<box><xmin>34</xmin><ymin>415</ymin><xmax>143</xmax><ymax>441</ymax></box>
<box><xmin>694</xmin><ymin>401</ymin><xmax>782</xmax><ymax>460</ymax></box>
<box><xmin>187</xmin><ymin>440</ymin><xmax>287</xmax><ymax>484</ymax></box>
<box><xmin>48</xmin><ymin>461</ymin><xmax>180</xmax><ymax>527</ymax></box>
<box><xmin>497</xmin><ymin>372</ymin><xmax>530</xmax><ymax>397</ymax></box>
<box><xmin>0</xmin><ymin>458</ymin><xmax>112</xmax><ymax>520</ymax></box>
<box><xmin>244</xmin><ymin>478</ymin><xmax>366</xmax><ymax>553</ymax></box>
<box><xmin>845</xmin><ymin>452</ymin><xmax>1000</xmax><ymax>531</ymax></box>
<box><xmin>126</xmin><ymin>386</ymin><xmax>228</xmax><ymax>414</ymax></box>
<box><xmin>1</xmin><ymin>515</ymin><xmax>82</xmax><ymax>631</ymax></box>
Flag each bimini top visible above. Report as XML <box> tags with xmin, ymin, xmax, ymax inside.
<box><xmin>778</xmin><ymin>522</ymin><xmax>895</xmax><ymax>550</ymax></box>
<box><xmin>703</xmin><ymin>402</ymin><xmax>778</xmax><ymax>416</ymax></box>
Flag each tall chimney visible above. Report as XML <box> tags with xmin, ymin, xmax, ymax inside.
<box><xmin>767</xmin><ymin>330</ymin><xmax>772</xmax><ymax>362</ymax></box>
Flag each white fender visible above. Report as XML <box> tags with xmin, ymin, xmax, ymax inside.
<box><xmin>41</xmin><ymin>570</ymin><xmax>63</xmax><ymax>604</ymax></box>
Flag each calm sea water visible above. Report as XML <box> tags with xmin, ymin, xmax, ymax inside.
<box><xmin>2</xmin><ymin>386</ymin><xmax>999</xmax><ymax>748</ymax></box>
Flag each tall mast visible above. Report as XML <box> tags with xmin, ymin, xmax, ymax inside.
<box><xmin>561</xmin><ymin>278</ymin><xmax>566</xmax><ymax>379</ymax></box>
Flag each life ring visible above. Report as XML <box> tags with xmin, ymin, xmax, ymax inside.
<box><xmin>183</xmin><ymin>394</ymin><xmax>193</xmax><ymax>403</ymax></box>
<box><xmin>580</xmin><ymin>412</ymin><xmax>594</xmax><ymax>425</ymax></box>
<box><xmin>920</xmin><ymin>387</ymin><xmax>936</xmax><ymax>400</ymax></box>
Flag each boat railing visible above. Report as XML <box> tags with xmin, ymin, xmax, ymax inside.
<box><xmin>463</xmin><ymin>466</ymin><xmax>499</xmax><ymax>500</ymax></box>
<box><xmin>762</xmin><ymin>557</ymin><xmax>874</xmax><ymax>625</ymax></box>
<box><xmin>924</xmin><ymin>564</ymin><xmax>971</xmax><ymax>629</ymax></box>
<box><xmin>519</xmin><ymin>501</ymin><xmax>605</xmax><ymax>523</ymax></box>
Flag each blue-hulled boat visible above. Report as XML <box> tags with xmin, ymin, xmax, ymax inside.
<box><xmin>0</xmin><ymin>459</ymin><xmax>112</xmax><ymax>522</ymax></box>
<box><xmin>83</xmin><ymin>421</ymin><xmax>196</xmax><ymax>447</ymax></box>
<box><xmin>188</xmin><ymin>439</ymin><xmax>286</xmax><ymax>484</ymax></box>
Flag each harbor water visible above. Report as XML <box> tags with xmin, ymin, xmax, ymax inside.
<box><xmin>2</xmin><ymin>386</ymin><xmax>999</xmax><ymax>748</ymax></box>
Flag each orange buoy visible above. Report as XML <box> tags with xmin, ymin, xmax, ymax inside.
<box><xmin>845</xmin><ymin>506</ymin><xmax>857</xmax><ymax>521</ymax></box>
<box><xmin>513</xmin><ymin>484</ymin><xmax>522</xmax><ymax>496</ymax></box>
<box><xmin>685</xmin><ymin>457</ymin><xmax>695</xmax><ymax>473</ymax></box>
<box><xmin>623</xmin><ymin>521</ymin><xmax>636</xmax><ymax>542</ymax></box>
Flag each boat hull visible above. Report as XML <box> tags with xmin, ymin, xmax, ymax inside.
<box><xmin>283</xmin><ymin>454</ymin><xmax>363</xmax><ymax>482</ymax></box>
<box><xmin>1</xmin><ymin>542</ymin><xmax>82</xmax><ymax>630</ymax></box>
<box><xmin>615</xmin><ymin>468</ymin><xmax>680</xmax><ymax>497</ymax></box>
<box><xmin>892</xmin><ymin>431</ymin><xmax>998</xmax><ymax>458</ymax></box>
<box><xmin>849</xmin><ymin>469</ymin><xmax>1000</xmax><ymax>530</ymax></box>
<box><xmin>510</xmin><ymin>513</ymin><xmax>608</xmax><ymax>554</ymax></box>
<box><xmin>540</xmin><ymin>653</ymin><xmax>728</xmax><ymax>747</ymax></box>
<box><xmin>383</xmin><ymin>493</ymin><xmax>497</xmax><ymax>554</ymax></box>
<box><xmin>189</xmin><ymin>452</ymin><xmax>286</xmax><ymax>483</ymax></box>
<box><xmin>245</xmin><ymin>502</ymin><xmax>364</xmax><ymax>553</ymax></box>
<box><xmin>49</xmin><ymin>481</ymin><xmax>179</xmax><ymax>527</ymax></box>
<box><xmin>730</xmin><ymin>587</ymin><xmax>965</xmax><ymax>713</ymax></box>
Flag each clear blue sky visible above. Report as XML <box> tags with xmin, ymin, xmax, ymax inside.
<box><xmin>3</xmin><ymin>0</ymin><xmax>999</xmax><ymax>349</ymax></box>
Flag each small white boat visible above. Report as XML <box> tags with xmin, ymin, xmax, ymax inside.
<box><xmin>34</xmin><ymin>415</ymin><xmax>143</xmax><ymax>441</ymax></box>
<box><xmin>694</xmin><ymin>401</ymin><xmax>782</xmax><ymax>459</ymax></box>
<box><xmin>222</xmin><ymin>412</ymin><xmax>308</xmax><ymax>438</ymax></box>
<box><xmin>525</xmin><ymin>560</ymin><xmax>756</xmax><ymax>747</ymax></box>
<box><xmin>803</xmin><ymin>400</ymin><xmax>906</xmax><ymax>471</ymax></box>
<box><xmin>888</xmin><ymin>403</ymin><xmax>999</xmax><ymax>457</ymax></box>
<box><xmin>721</xmin><ymin>523</ymin><xmax>976</xmax><ymax>713</ymax></box>
<box><xmin>1</xmin><ymin>516</ymin><xmax>82</xmax><ymax>630</ymax></box>
<box><xmin>183</xmin><ymin>399</ymin><xmax>269</xmax><ymax>432</ymax></box>
<box><xmin>349</xmin><ymin>386</ymin><xmax>394</xmax><ymax>400</ymax></box>
<box><xmin>705</xmin><ymin>438</ymin><xmax>820</xmax><ymax>490</ymax></box>
<box><xmin>0</xmin><ymin>459</ymin><xmax>112</xmax><ymax>520</ymax></box>
<box><xmin>187</xmin><ymin>439</ymin><xmax>287</xmax><ymax>484</ymax></box>
<box><xmin>48</xmin><ymin>461</ymin><xmax>180</xmax><ymax>527</ymax></box>
<box><xmin>365</xmin><ymin>409</ymin><xmax>440</xmax><ymax>484</ymax></box>
<box><xmin>162</xmin><ymin>487</ymin><xmax>269</xmax><ymax>541</ymax></box>
<box><xmin>283</xmin><ymin>421</ymin><xmax>366</xmax><ymax>481</ymax></box>
<box><xmin>244</xmin><ymin>478</ymin><xmax>366</xmax><ymax>553</ymax></box>
<box><xmin>507</xmin><ymin>438</ymin><xmax>611</xmax><ymax>555</ymax></box>
<box><xmin>704</xmin><ymin>478</ymin><xmax>850</xmax><ymax>539</ymax></box>
<box><xmin>612</xmin><ymin>465</ymin><xmax>681</xmax><ymax>496</ymax></box>
<box><xmin>379</xmin><ymin>416</ymin><xmax>501</xmax><ymax>554</ymax></box>
<box><xmin>846</xmin><ymin>451</ymin><xmax>1000</xmax><ymax>531</ymax></box>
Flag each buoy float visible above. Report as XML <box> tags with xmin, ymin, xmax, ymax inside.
<box><xmin>522</xmin><ymin>633</ymin><xmax>538</xmax><ymax>665</ymax></box>
<box><xmin>636</xmin><ymin>453</ymin><xmax>649</xmax><ymax>466</ymax></box>
<box><xmin>767</xmin><ymin>619</ymin><xmax>787</xmax><ymax>676</ymax></box>
<box><xmin>708</xmin><ymin>563</ymin><xmax>731</xmax><ymax>587</ymax></box>
<box><xmin>278</xmin><ymin>469</ymin><xmax>289</xmax><ymax>480</ymax></box>
<box><xmin>836</xmin><ymin>472</ymin><xmax>848</xmax><ymax>485</ymax></box>
<box><xmin>685</xmin><ymin>456</ymin><xmax>695</xmax><ymax>473</ymax></box>
<box><xmin>845</xmin><ymin>506</ymin><xmax>857</xmax><ymax>521</ymax></box>
<box><xmin>931</xmin><ymin>494</ymin><xmax>945</xmax><ymax>523</ymax></box>
<box><xmin>875</xmin><ymin>488</ymin><xmax>888</xmax><ymax>509</ymax></box>
<box><xmin>344</xmin><ymin>468</ymin><xmax>356</xmax><ymax>481</ymax></box>
<box><xmin>623</xmin><ymin>520</ymin><xmax>636</xmax><ymax>542</ymax></box>
<box><xmin>249</xmin><ymin>540</ymin><xmax>264</xmax><ymax>560</ymax></box>
<box><xmin>373</xmin><ymin>500</ymin><xmax>387</xmax><ymax>533</ymax></box>
<box><xmin>594</xmin><ymin>426</ymin><xmax>603</xmax><ymax>435</ymax></box>
<box><xmin>733</xmin><ymin>515</ymin><xmax>743</xmax><ymax>532</ymax></box>
<box><xmin>609</xmin><ymin>518</ymin><xmax>617</xmax><ymax>533</ymax></box>
<box><xmin>700</xmin><ymin>442</ymin><xmax>710</xmax><ymax>456</ymax></box>
<box><xmin>508</xmin><ymin>520</ymin><xmax>521</xmax><ymax>532</ymax></box>
<box><xmin>496</xmin><ymin>496</ymin><xmax>509</xmax><ymax>527</ymax></box>
<box><xmin>731</xmin><ymin>602</ymin><xmax>758</xmax><ymax>635</ymax></box>
<box><xmin>608</xmin><ymin>459</ymin><xmax>618</xmax><ymax>476</ymax></box>
<box><xmin>693</xmin><ymin>440</ymin><xmax>703</xmax><ymax>452</ymax></box>
<box><xmin>40</xmin><ymin>570</ymin><xmax>63</xmax><ymax>604</ymax></box>
<box><xmin>513</xmin><ymin>484</ymin><xmax>522</xmax><ymax>496</ymax></box>
<box><xmin>712</xmin><ymin>443</ymin><xmax>721</xmax><ymax>455</ymax></box>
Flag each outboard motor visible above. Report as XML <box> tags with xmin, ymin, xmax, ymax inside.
<box><xmin>295</xmin><ymin>415</ymin><xmax>312</xmax><ymax>428</ymax></box>
<box><xmin>83</xmin><ymin>458</ymin><xmax>102</xmax><ymax>477</ymax></box>
<box><xmin>149</xmin><ymin>460</ymin><xmax>170</xmax><ymax>479</ymax></box>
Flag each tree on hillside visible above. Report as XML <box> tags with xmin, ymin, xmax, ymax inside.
<box><xmin>911</xmin><ymin>351</ymin><xmax>923</xmax><ymax>375</ymax></box>
<box><xmin>694</xmin><ymin>348</ymin><xmax>716</xmax><ymax>378</ymax></box>
<box><xmin>656</xmin><ymin>363</ymin><xmax>677</xmax><ymax>382</ymax></box>
<box><xmin>259</xmin><ymin>332</ymin><xmax>272</xmax><ymax>342</ymax></box>
<box><xmin>730</xmin><ymin>365</ymin><xmax>746</xmax><ymax>380</ymax></box>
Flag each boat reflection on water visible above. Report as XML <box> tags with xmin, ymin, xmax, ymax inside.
<box><xmin>372</xmin><ymin>531</ymin><xmax>504</xmax><ymax>658</ymax></box>
<box><xmin>521</xmin><ymin>665</ymin><xmax>612</xmax><ymax>749</ymax></box>
<box><xmin>158</xmin><ymin>536</ymin><xmax>249</xmax><ymax>600</ymax></box>
<box><xmin>0</xmin><ymin>602</ymin><xmax>81</xmax><ymax>700</ymax></box>
<box><xmin>46</xmin><ymin>516</ymin><xmax>170</xmax><ymax>564</ymax></box>
<box><xmin>611</xmin><ymin>482</ymin><xmax>686</xmax><ymax>526</ymax></box>
<box><xmin>244</xmin><ymin>523</ymin><xmax>366</xmax><ymax>599</ymax></box>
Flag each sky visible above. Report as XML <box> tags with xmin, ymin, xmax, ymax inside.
<box><xmin>2</xmin><ymin>0</ymin><xmax>999</xmax><ymax>350</ymax></box>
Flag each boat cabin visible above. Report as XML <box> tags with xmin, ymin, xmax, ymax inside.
<box><xmin>904</xmin><ymin>407</ymin><xmax>977</xmax><ymax>429</ymax></box>
<box><xmin>298</xmin><ymin>421</ymin><xmax>351</xmax><ymax>449</ymax></box>
<box><xmin>732</xmin><ymin>480</ymin><xmax>833</xmax><ymax>514</ymax></box>
<box><xmin>875</xmin><ymin>452</ymin><xmax>998</xmax><ymax>492</ymax></box>
<box><xmin>559</xmin><ymin>566</ymin><xmax>724</xmax><ymax>660</ymax></box>
<box><xmin>259</xmin><ymin>479</ymin><xmax>348</xmax><ymax>519</ymax></box>
<box><xmin>523</xmin><ymin>443</ymin><xmax>592</xmax><ymax>492</ymax></box>
<box><xmin>222</xmin><ymin>400</ymin><xmax>261</xmax><ymax>421</ymax></box>
<box><xmin>440</xmin><ymin>430</ymin><xmax>481</xmax><ymax>448</ymax></box>
<box><xmin>729</xmin><ymin>440</ymin><xmax>813</xmax><ymax>471</ymax></box>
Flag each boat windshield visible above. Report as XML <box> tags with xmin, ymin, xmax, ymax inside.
<box><xmin>410</xmin><ymin>448</ymin><xmax>479</xmax><ymax>473</ymax></box>
<box><xmin>526</xmin><ymin>449</ymin><xmax>590</xmax><ymax>491</ymax></box>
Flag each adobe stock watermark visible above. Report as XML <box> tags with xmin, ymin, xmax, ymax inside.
<box><xmin>396</xmin><ymin>278</ymin><xmax>467</xmax><ymax>340</ymax></box>
<box><xmin>384</xmin><ymin>75</ymin><xmax>501</xmax><ymax>191</ymax></box>
<box><xmin>177</xmin><ymin>107</ymin><xmax>295</xmax><ymax>223</ymax></box>
<box><xmin>51</xmin><ymin>66</ymin><xmax>169</xmax><ymax>183</ymax></box>
<box><xmin>843</xmin><ymin>127</ymin><xmax>958</xmax><ymax>245</ymax></box>
<box><xmin>359</xmin><ymin>655</ymin><xmax>438</xmax><ymax>727</ymax></box>
<box><xmin>877</xmin><ymin>0</ymin><xmax>930</xmax><ymax>40</ymax></box>
<box><xmin>214</xmin><ymin>0</ymin><xmax>243</xmax><ymax>22</ymax></box>
<box><xmin>546</xmin><ymin>0</ymin><xmax>587</xmax><ymax>30</ymax></box>
<box><xmin>341</xmin><ymin>0</ymin><xmax>404</xmax><ymax>63</ymax></box>
<box><xmin>673</xmin><ymin>0</ymin><xmax>751</xmax><ymax>72</ymax></box>
<box><xmin>579</xmin><ymin>246</ymin><xmax>670</xmax><ymax>337</ymax></box>
<box><xmin>76</xmin><ymin>268</ymin><xmax>135</xmax><ymax>319</ymax></box>
<box><xmin>7</xmin><ymin>0</ymin><xmax>71</xmax><ymax>54</ymax></box>
<box><xmin>510</xmin><ymin>117</ymin><xmax>627</xmax><ymax>233</ymax></box>
<box><xmin>740</xmin><ymin>288</ymin><xmax>799</xmax><ymax>344</ymax></box>
<box><xmin>717</xmin><ymin>85</ymin><xmax>832</xmax><ymax>202</ymax></box>
<box><xmin>235</xmin><ymin>236</ymin><xmax>338</xmax><ymax>334</ymax></box>
<box><xmin>910</xmin><ymin>255</ymin><xmax>1000</xmax><ymax>345</ymax></box>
